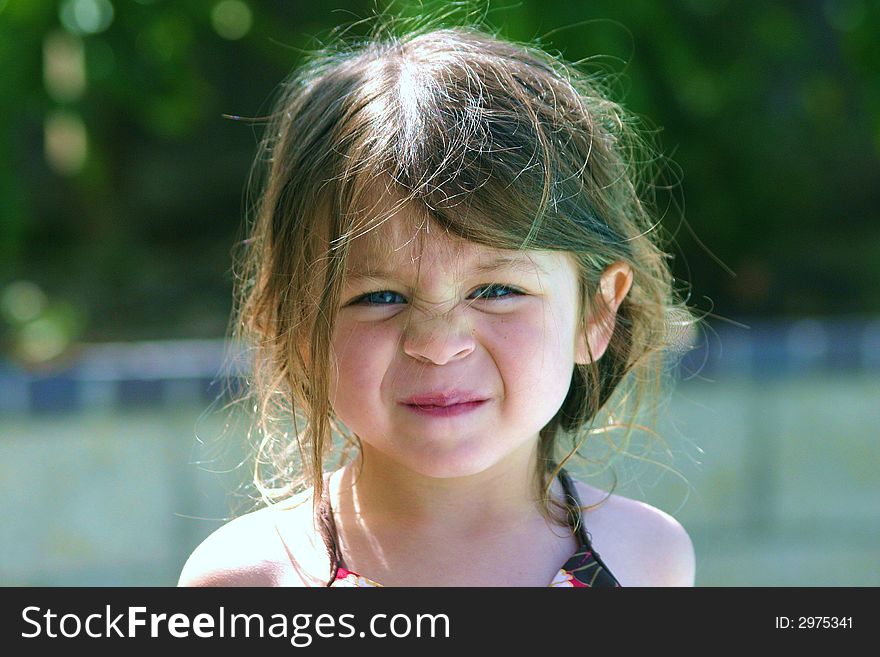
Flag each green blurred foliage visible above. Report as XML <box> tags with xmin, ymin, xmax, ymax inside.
<box><xmin>1</xmin><ymin>0</ymin><xmax>878</xmax><ymax>354</ymax></box>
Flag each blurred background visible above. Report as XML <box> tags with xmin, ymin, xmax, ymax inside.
<box><xmin>1</xmin><ymin>0</ymin><xmax>877</xmax><ymax>586</ymax></box>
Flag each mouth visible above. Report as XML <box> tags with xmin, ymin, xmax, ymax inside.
<box><xmin>402</xmin><ymin>391</ymin><xmax>489</xmax><ymax>417</ymax></box>
<box><xmin>402</xmin><ymin>392</ymin><xmax>488</xmax><ymax>407</ymax></box>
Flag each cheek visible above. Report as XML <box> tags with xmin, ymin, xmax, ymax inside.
<box><xmin>485</xmin><ymin>307</ymin><xmax>575</xmax><ymax>397</ymax></box>
<box><xmin>329</xmin><ymin>321</ymin><xmax>396</xmax><ymax>400</ymax></box>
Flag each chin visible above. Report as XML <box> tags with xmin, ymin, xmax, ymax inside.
<box><xmin>356</xmin><ymin>416</ymin><xmax>542</xmax><ymax>479</ymax></box>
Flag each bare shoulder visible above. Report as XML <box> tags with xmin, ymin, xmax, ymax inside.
<box><xmin>574</xmin><ymin>481</ymin><xmax>695</xmax><ymax>587</ymax></box>
<box><xmin>177</xmin><ymin>493</ymin><xmax>330</xmax><ymax>587</ymax></box>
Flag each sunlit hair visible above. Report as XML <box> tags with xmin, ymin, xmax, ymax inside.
<box><xmin>228</xmin><ymin>16</ymin><xmax>696</xmax><ymax>584</ymax></box>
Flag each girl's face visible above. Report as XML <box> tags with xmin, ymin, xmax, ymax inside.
<box><xmin>329</xmin><ymin>212</ymin><xmax>591</xmax><ymax>479</ymax></box>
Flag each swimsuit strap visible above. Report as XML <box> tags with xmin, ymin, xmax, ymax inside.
<box><xmin>556</xmin><ymin>467</ymin><xmax>592</xmax><ymax>549</ymax></box>
<box><xmin>556</xmin><ymin>467</ymin><xmax>621</xmax><ymax>586</ymax></box>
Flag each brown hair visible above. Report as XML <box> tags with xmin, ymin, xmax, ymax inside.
<box><xmin>229</xmin><ymin>17</ymin><xmax>695</xmax><ymax>584</ymax></box>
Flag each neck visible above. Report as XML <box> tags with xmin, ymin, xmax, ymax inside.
<box><xmin>331</xmin><ymin>439</ymin><xmax>558</xmax><ymax>538</ymax></box>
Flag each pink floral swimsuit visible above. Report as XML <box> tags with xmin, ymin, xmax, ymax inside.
<box><xmin>328</xmin><ymin>469</ymin><xmax>621</xmax><ymax>587</ymax></box>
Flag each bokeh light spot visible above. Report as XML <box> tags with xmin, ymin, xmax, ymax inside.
<box><xmin>19</xmin><ymin>318</ymin><xmax>69</xmax><ymax>364</ymax></box>
<box><xmin>1</xmin><ymin>281</ymin><xmax>48</xmax><ymax>324</ymax></box>
<box><xmin>45</xmin><ymin>110</ymin><xmax>88</xmax><ymax>176</ymax></box>
<box><xmin>211</xmin><ymin>0</ymin><xmax>252</xmax><ymax>41</ymax></box>
<box><xmin>43</xmin><ymin>31</ymin><xmax>86</xmax><ymax>103</ymax></box>
<box><xmin>59</xmin><ymin>0</ymin><xmax>115</xmax><ymax>36</ymax></box>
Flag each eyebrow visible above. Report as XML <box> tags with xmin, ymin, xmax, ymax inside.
<box><xmin>344</xmin><ymin>254</ymin><xmax>548</xmax><ymax>281</ymax></box>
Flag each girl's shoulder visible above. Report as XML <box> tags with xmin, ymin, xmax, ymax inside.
<box><xmin>573</xmin><ymin>480</ymin><xmax>696</xmax><ymax>587</ymax></box>
<box><xmin>177</xmin><ymin>490</ymin><xmax>331</xmax><ymax>587</ymax></box>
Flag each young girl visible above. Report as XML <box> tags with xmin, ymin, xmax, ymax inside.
<box><xmin>179</xmin><ymin>19</ymin><xmax>696</xmax><ymax>587</ymax></box>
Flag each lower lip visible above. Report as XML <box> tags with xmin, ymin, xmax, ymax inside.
<box><xmin>404</xmin><ymin>400</ymin><xmax>488</xmax><ymax>417</ymax></box>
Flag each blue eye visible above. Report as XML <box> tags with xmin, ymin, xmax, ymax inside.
<box><xmin>355</xmin><ymin>290</ymin><xmax>406</xmax><ymax>306</ymax></box>
<box><xmin>351</xmin><ymin>283</ymin><xmax>522</xmax><ymax>306</ymax></box>
<box><xmin>470</xmin><ymin>284</ymin><xmax>522</xmax><ymax>300</ymax></box>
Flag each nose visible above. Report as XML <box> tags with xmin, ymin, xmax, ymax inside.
<box><xmin>402</xmin><ymin>306</ymin><xmax>476</xmax><ymax>365</ymax></box>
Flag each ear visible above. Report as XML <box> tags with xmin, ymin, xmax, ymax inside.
<box><xmin>575</xmin><ymin>261</ymin><xmax>634</xmax><ymax>365</ymax></box>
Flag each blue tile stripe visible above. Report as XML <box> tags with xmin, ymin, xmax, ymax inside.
<box><xmin>0</xmin><ymin>340</ymin><xmax>243</xmax><ymax>415</ymax></box>
<box><xmin>677</xmin><ymin>317</ymin><xmax>880</xmax><ymax>379</ymax></box>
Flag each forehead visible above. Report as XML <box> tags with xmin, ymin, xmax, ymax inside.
<box><xmin>344</xmin><ymin>213</ymin><xmax>481</xmax><ymax>268</ymax></box>
<box><xmin>342</xmin><ymin>212</ymin><xmax>573</xmax><ymax>281</ymax></box>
